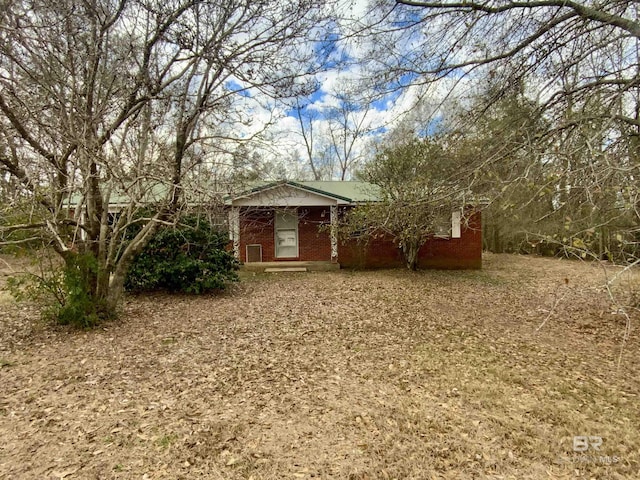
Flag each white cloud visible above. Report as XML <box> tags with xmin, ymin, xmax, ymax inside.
<box><xmin>214</xmin><ymin>0</ymin><xmax>481</xmax><ymax>179</ymax></box>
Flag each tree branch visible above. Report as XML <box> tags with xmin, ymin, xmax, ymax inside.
<box><xmin>396</xmin><ymin>0</ymin><xmax>640</xmax><ymax>38</ymax></box>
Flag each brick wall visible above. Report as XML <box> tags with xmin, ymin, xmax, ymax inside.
<box><xmin>238</xmin><ymin>208</ymin><xmax>274</xmax><ymax>262</ymax></box>
<box><xmin>297</xmin><ymin>207</ymin><xmax>332</xmax><ymax>262</ymax></box>
<box><xmin>418</xmin><ymin>210</ymin><xmax>482</xmax><ymax>269</ymax></box>
<box><xmin>338</xmin><ymin>210</ymin><xmax>482</xmax><ymax>269</ymax></box>
<box><xmin>337</xmin><ymin>233</ymin><xmax>404</xmax><ymax>269</ymax></box>
<box><xmin>237</xmin><ymin>206</ymin><xmax>482</xmax><ymax>269</ymax></box>
<box><xmin>238</xmin><ymin>207</ymin><xmax>331</xmax><ymax>262</ymax></box>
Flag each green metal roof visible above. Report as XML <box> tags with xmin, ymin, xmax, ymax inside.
<box><xmin>67</xmin><ymin>180</ymin><xmax>382</xmax><ymax>208</ymax></box>
<box><xmin>293</xmin><ymin>181</ymin><xmax>380</xmax><ymax>202</ymax></box>
<box><xmin>228</xmin><ymin>180</ymin><xmax>381</xmax><ymax>204</ymax></box>
<box><xmin>68</xmin><ymin>182</ymin><xmax>176</xmax><ymax>207</ymax></box>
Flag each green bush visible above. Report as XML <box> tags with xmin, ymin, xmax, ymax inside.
<box><xmin>124</xmin><ymin>215</ymin><xmax>238</xmax><ymax>293</ymax></box>
<box><xmin>55</xmin><ymin>253</ymin><xmax>111</xmax><ymax>327</ymax></box>
<box><xmin>8</xmin><ymin>252</ymin><xmax>111</xmax><ymax>328</ymax></box>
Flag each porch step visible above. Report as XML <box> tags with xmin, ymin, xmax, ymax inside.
<box><xmin>242</xmin><ymin>261</ymin><xmax>340</xmax><ymax>272</ymax></box>
<box><xmin>264</xmin><ymin>267</ymin><xmax>308</xmax><ymax>273</ymax></box>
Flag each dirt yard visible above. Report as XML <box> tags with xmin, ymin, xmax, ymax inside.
<box><xmin>0</xmin><ymin>254</ymin><xmax>639</xmax><ymax>479</ymax></box>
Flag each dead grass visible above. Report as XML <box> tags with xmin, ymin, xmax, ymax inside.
<box><xmin>0</xmin><ymin>253</ymin><xmax>639</xmax><ymax>479</ymax></box>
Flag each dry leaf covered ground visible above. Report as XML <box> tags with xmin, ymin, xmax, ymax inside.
<box><xmin>1</xmin><ymin>253</ymin><xmax>639</xmax><ymax>479</ymax></box>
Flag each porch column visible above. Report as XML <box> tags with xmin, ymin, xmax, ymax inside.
<box><xmin>229</xmin><ymin>206</ymin><xmax>240</xmax><ymax>260</ymax></box>
<box><xmin>330</xmin><ymin>205</ymin><xmax>338</xmax><ymax>262</ymax></box>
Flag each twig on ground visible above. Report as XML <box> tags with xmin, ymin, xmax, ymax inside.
<box><xmin>535</xmin><ymin>284</ymin><xmax>569</xmax><ymax>332</ymax></box>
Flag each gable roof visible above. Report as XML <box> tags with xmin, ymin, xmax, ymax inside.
<box><xmin>226</xmin><ymin>180</ymin><xmax>380</xmax><ymax>205</ymax></box>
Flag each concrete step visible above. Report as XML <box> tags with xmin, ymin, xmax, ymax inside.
<box><xmin>242</xmin><ymin>261</ymin><xmax>340</xmax><ymax>272</ymax></box>
<box><xmin>264</xmin><ymin>267</ymin><xmax>308</xmax><ymax>273</ymax></box>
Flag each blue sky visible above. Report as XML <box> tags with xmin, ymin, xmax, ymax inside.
<box><xmin>223</xmin><ymin>0</ymin><xmax>464</xmax><ymax>180</ymax></box>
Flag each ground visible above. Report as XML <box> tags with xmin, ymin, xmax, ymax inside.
<box><xmin>0</xmin><ymin>253</ymin><xmax>639</xmax><ymax>479</ymax></box>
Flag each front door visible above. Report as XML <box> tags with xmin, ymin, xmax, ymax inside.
<box><xmin>275</xmin><ymin>210</ymin><xmax>298</xmax><ymax>258</ymax></box>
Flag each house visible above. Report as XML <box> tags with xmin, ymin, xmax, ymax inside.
<box><xmin>226</xmin><ymin>180</ymin><xmax>482</xmax><ymax>270</ymax></box>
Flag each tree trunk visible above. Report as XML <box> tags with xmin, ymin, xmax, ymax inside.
<box><xmin>105</xmin><ymin>213</ymin><xmax>164</xmax><ymax>312</ymax></box>
<box><xmin>106</xmin><ymin>269</ymin><xmax>127</xmax><ymax>314</ymax></box>
<box><xmin>403</xmin><ymin>242</ymin><xmax>420</xmax><ymax>271</ymax></box>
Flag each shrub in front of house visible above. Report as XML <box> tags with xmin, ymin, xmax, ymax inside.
<box><xmin>125</xmin><ymin>216</ymin><xmax>238</xmax><ymax>294</ymax></box>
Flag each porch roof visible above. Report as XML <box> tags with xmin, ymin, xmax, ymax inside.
<box><xmin>225</xmin><ymin>180</ymin><xmax>380</xmax><ymax>206</ymax></box>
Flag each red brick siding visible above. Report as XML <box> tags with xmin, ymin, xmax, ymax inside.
<box><xmin>238</xmin><ymin>208</ymin><xmax>274</xmax><ymax>262</ymax></box>
<box><xmin>337</xmin><ymin>233</ymin><xmax>404</xmax><ymax>269</ymax></box>
<box><xmin>418</xmin><ymin>210</ymin><xmax>482</xmax><ymax>269</ymax></box>
<box><xmin>236</xmin><ymin>206</ymin><xmax>482</xmax><ymax>269</ymax></box>
<box><xmin>298</xmin><ymin>207</ymin><xmax>332</xmax><ymax>262</ymax></box>
<box><xmin>238</xmin><ymin>207</ymin><xmax>331</xmax><ymax>263</ymax></box>
<box><xmin>338</xmin><ymin>210</ymin><xmax>482</xmax><ymax>269</ymax></box>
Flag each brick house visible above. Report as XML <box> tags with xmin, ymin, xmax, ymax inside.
<box><xmin>226</xmin><ymin>180</ymin><xmax>482</xmax><ymax>270</ymax></box>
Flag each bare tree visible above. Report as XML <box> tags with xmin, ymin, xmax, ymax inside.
<box><xmin>326</xmin><ymin>88</ymin><xmax>374</xmax><ymax>180</ymax></box>
<box><xmin>385</xmin><ymin>1</ymin><xmax>639</xmax><ymax>119</ymax></box>
<box><xmin>0</xmin><ymin>0</ymin><xmax>326</xmax><ymax>321</ymax></box>
<box><xmin>355</xmin><ymin>0</ymin><xmax>640</xmax><ymax>332</ymax></box>
<box><xmin>293</xmin><ymin>99</ymin><xmax>324</xmax><ymax>180</ymax></box>
<box><xmin>345</xmin><ymin>135</ymin><xmax>463</xmax><ymax>270</ymax></box>
<box><xmin>356</xmin><ymin>1</ymin><xmax>639</xmax><ymax>242</ymax></box>
<box><xmin>354</xmin><ymin>0</ymin><xmax>639</xmax><ymax>149</ymax></box>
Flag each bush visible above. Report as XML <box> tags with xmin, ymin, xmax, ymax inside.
<box><xmin>55</xmin><ymin>253</ymin><xmax>112</xmax><ymax>327</ymax></box>
<box><xmin>124</xmin><ymin>215</ymin><xmax>238</xmax><ymax>294</ymax></box>
<box><xmin>8</xmin><ymin>252</ymin><xmax>111</xmax><ymax>328</ymax></box>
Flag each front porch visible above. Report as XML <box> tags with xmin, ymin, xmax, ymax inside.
<box><xmin>241</xmin><ymin>260</ymin><xmax>340</xmax><ymax>273</ymax></box>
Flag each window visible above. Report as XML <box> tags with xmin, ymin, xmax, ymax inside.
<box><xmin>433</xmin><ymin>218</ymin><xmax>450</xmax><ymax>238</ymax></box>
<box><xmin>275</xmin><ymin>210</ymin><xmax>298</xmax><ymax>258</ymax></box>
<box><xmin>434</xmin><ymin>211</ymin><xmax>462</xmax><ymax>239</ymax></box>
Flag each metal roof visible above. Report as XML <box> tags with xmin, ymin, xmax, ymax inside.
<box><xmin>227</xmin><ymin>180</ymin><xmax>381</xmax><ymax>204</ymax></box>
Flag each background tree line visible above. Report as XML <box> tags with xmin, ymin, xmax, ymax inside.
<box><xmin>350</xmin><ymin>0</ymin><xmax>640</xmax><ymax>264</ymax></box>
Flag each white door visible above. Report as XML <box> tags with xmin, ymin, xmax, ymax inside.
<box><xmin>275</xmin><ymin>210</ymin><xmax>298</xmax><ymax>258</ymax></box>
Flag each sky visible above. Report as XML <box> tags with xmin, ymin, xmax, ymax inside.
<box><xmin>219</xmin><ymin>0</ymin><xmax>463</xmax><ymax>181</ymax></box>
<box><xmin>219</xmin><ymin>0</ymin><xmax>640</xmax><ymax>183</ymax></box>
